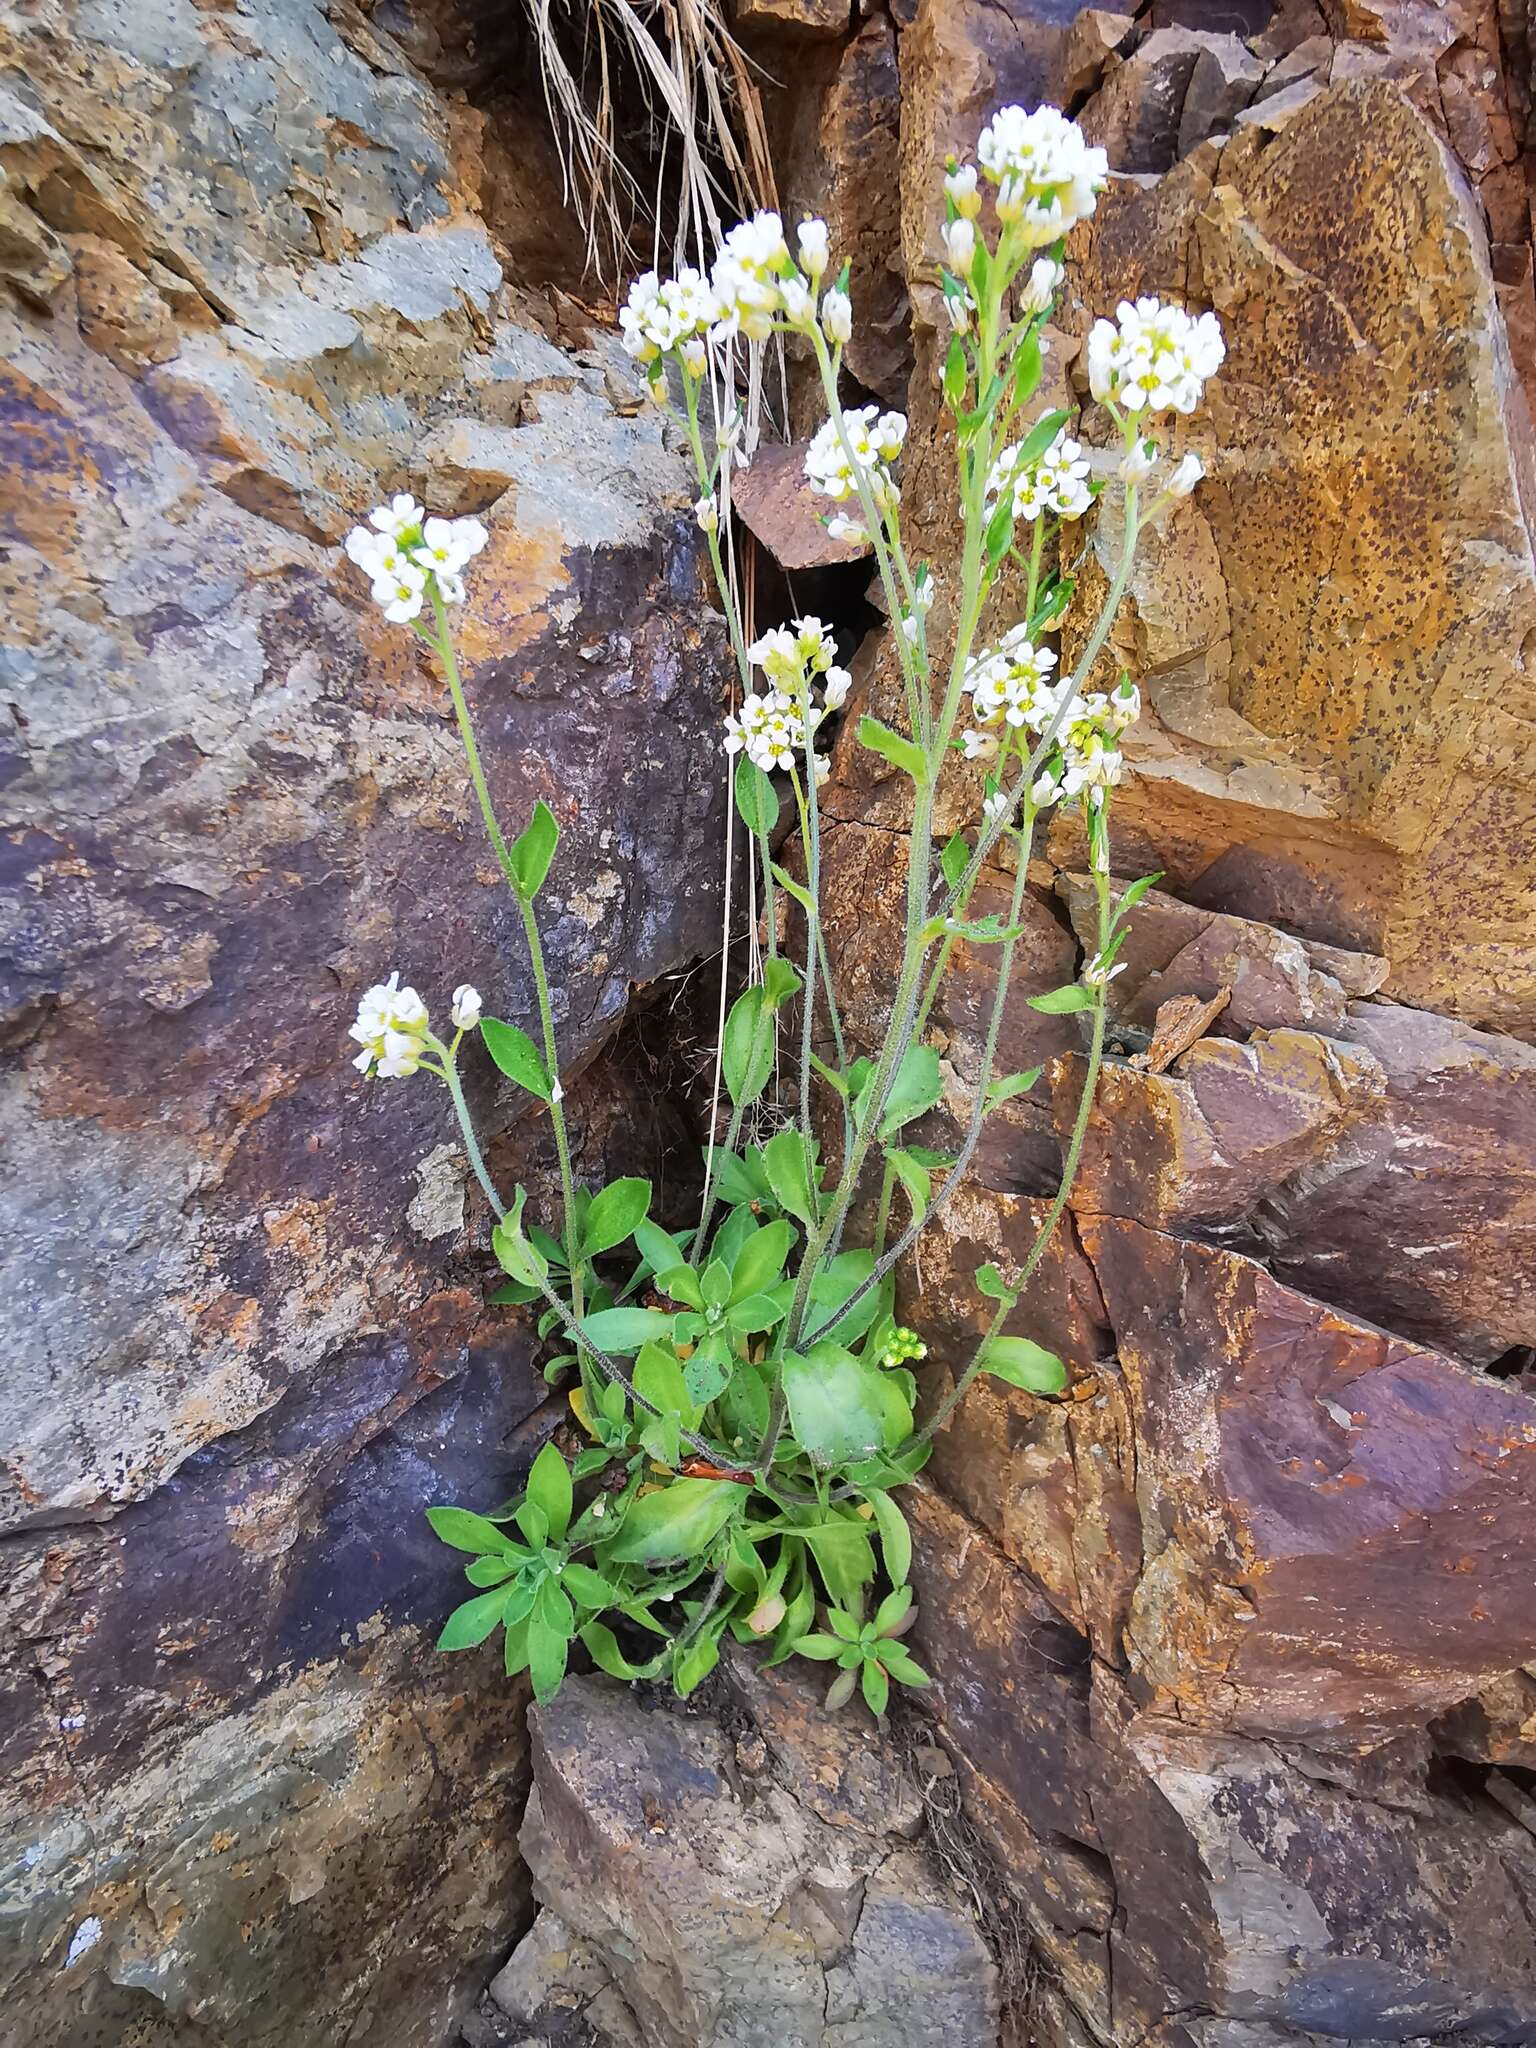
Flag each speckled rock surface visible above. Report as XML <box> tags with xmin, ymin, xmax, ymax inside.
<box><xmin>0</xmin><ymin>0</ymin><xmax>727</xmax><ymax>2040</ymax></box>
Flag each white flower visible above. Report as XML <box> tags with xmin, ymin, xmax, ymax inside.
<box><xmin>974</xmin><ymin>105</ymin><xmax>1107</xmax><ymax>248</ymax></box>
<box><xmin>351</xmin><ymin>972</ymin><xmax>431</xmax><ymax>1079</ymax></box>
<box><xmin>1167</xmin><ymin>452</ymin><xmax>1205</xmax><ymax>498</ymax></box>
<box><xmin>371</xmin><ymin>561</ymin><xmax>427</xmax><ymax>624</ymax></box>
<box><xmin>435</xmin><ymin>571</ymin><xmax>466</xmax><ymax>606</ymax></box>
<box><xmin>1118</xmin><ymin>437</ymin><xmax>1158</xmax><ymax>484</ymax></box>
<box><xmin>823</xmin><ymin>665</ymin><xmax>852</xmax><ymax>710</ymax></box>
<box><xmin>1019</xmin><ymin>256</ymin><xmax>1063</xmax><ymax>317</ymax></box>
<box><xmin>821</xmin><ymin>287</ymin><xmax>852</xmax><ymax>346</ymax></box>
<box><xmin>942</xmin><ymin>217</ymin><xmax>977</xmax><ymax>274</ymax></box>
<box><xmin>943</xmin><ymin>289</ymin><xmax>972</xmax><ymax>335</ymax></box>
<box><xmin>982</xmin><ymin>790</ymin><xmax>1011</xmax><ymax>825</ymax></box>
<box><xmin>780</xmin><ymin>277</ymin><xmax>815</xmax><ymax>329</ymax></box>
<box><xmin>619</xmin><ymin>266</ymin><xmax>720</xmax><ymax>363</ymax></box>
<box><xmin>912</xmin><ymin>573</ymin><xmax>936</xmax><ymax>612</ymax></box>
<box><xmin>804</xmin><ymin>405</ymin><xmax>906</xmax><ymax>511</ymax></box>
<box><xmin>1088</xmin><ymin>296</ymin><xmax>1225</xmax><ymax>415</ymax></box>
<box><xmin>451</xmin><ymin>984</ymin><xmax>482</xmax><ymax>1031</ymax></box>
<box><xmin>1106</xmin><ymin>678</ymin><xmax>1140</xmax><ymax>732</ymax></box>
<box><xmin>813</xmin><ymin>753</ymin><xmax>831</xmax><ymax>787</ymax></box>
<box><xmin>826</xmin><ymin>513</ymin><xmax>867</xmax><ymax>544</ymax></box>
<box><xmin>695</xmin><ymin>494</ymin><xmax>719</xmax><ymax>535</ymax></box>
<box><xmin>345</xmin><ymin>525</ymin><xmax>391</xmax><ymax>573</ymax></box>
<box><xmin>370</xmin><ymin>493</ymin><xmax>424</xmax><ymax>538</ymax></box>
<box><xmin>965</xmin><ymin>632</ymin><xmax>1060</xmax><ymax>731</ymax></box>
<box><xmin>414</xmin><ymin>515</ymin><xmax>486</xmax><ymax>580</ymax></box>
<box><xmin>901</xmin><ymin>615</ymin><xmax>920</xmax><ymax>644</ymax></box>
<box><xmin>962</xmin><ymin>729</ymin><xmax>999</xmax><ymax>763</ymax></box>
<box><xmin>944</xmin><ymin>163</ymin><xmax>982</xmax><ymax>219</ymax></box>
<box><xmin>681</xmin><ymin>337</ymin><xmax>707</xmax><ymax>378</ymax></box>
<box><xmin>1082</xmin><ymin>950</ymin><xmax>1127</xmax><ymax>988</ymax></box>
<box><xmin>797</xmin><ymin>217</ymin><xmax>829</xmax><ymax>276</ymax></box>
<box><xmin>724</xmin><ymin>689</ymin><xmax>805</xmax><ymax>773</ymax></box>
<box><xmin>1032</xmin><ymin>767</ymin><xmax>1062</xmax><ymax>806</ymax></box>
<box><xmin>711</xmin><ymin>212</ymin><xmax>790</xmax><ymax>342</ymax></box>
<box><xmin>986</xmin><ymin>426</ymin><xmax>1092</xmax><ymax>524</ymax></box>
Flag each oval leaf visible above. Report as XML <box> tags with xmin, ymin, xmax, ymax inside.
<box><xmin>481</xmin><ymin>1017</ymin><xmax>553</xmax><ymax>1098</ymax></box>
<box><xmin>583</xmin><ymin>1177</ymin><xmax>652</xmax><ymax>1257</ymax></box>
<box><xmin>982</xmin><ymin>1334</ymin><xmax>1068</xmax><ymax>1394</ymax></box>
<box><xmin>783</xmin><ymin>1343</ymin><xmax>886</xmax><ymax>1469</ymax></box>
<box><xmin>603</xmin><ymin>1478</ymin><xmax>749</xmax><ymax>1564</ymax></box>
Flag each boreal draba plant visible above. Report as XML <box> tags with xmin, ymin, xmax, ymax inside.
<box><xmin>343</xmin><ymin>102</ymin><xmax>1223</xmax><ymax>1711</ymax></box>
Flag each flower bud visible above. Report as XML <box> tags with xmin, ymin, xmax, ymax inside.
<box><xmin>797</xmin><ymin>217</ymin><xmax>829</xmax><ymax>277</ymax></box>
<box><xmin>681</xmin><ymin>336</ymin><xmax>708</xmax><ymax>378</ymax></box>
<box><xmin>450</xmin><ymin>984</ymin><xmax>482</xmax><ymax>1031</ymax></box>
<box><xmin>1019</xmin><ymin>257</ymin><xmax>1063</xmax><ymax>317</ymax></box>
<box><xmin>780</xmin><ymin>277</ymin><xmax>815</xmax><ymax>329</ymax></box>
<box><xmin>944</xmin><ymin>163</ymin><xmax>982</xmax><ymax>219</ymax></box>
<box><xmin>747</xmin><ymin>1594</ymin><xmax>787</xmax><ymax>1636</ymax></box>
<box><xmin>821</xmin><ymin>287</ymin><xmax>852</xmax><ymax>345</ymax></box>
<box><xmin>1118</xmin><ymin>437</ymin><xmax>1158</xmax><ymax>484</ymax></box>
<box><xmin>1168</xmin><ymin>453</ymin><xmax>1205</xmax><ymax>498</ymax></box>
<box><xmin>943</xmin><ymin>290</ymin><xmax>972</xmax><ymax>335</ymax></box>
<box><xmin>994</xmin><ymin>174</ymin><xmax>1024</xmax><ymax>224</ymax></box>
<box><xmin>942</xmin><ymin>217</ymin><xmax>976</xmax><ymax>274</ymax></box>
<box><xmin>695</xmin><ymin>495</ymin><xmax>720</xmax><ymax>534</ymax></box>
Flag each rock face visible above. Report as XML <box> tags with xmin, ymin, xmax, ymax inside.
<box><xmin>485</xmin><ymin>1665</ymin><xmax>998</xmax><ymax>2048</ymax></box>
<box><xmin>789</xmin><ymin>0</ymin><xmax>1536</xmax><ymax>2041</ymax></box>
<box><xmin>0</xmin><ymin>1</ymin><xmax>727</xmax><ymax>2040</ymax></box>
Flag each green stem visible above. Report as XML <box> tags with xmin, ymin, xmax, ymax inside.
<box><xmin>436</xmin><ymin>1047</ymin><xmax>506</xmax><ymax>1219</ymax></box>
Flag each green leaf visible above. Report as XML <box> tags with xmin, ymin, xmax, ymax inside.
<box><xmin>809</xmin><ymin>1251</ymin><xmax>883</xmax><ymax>1348</ymax></box>
<box><xmin>502</xmin><ymin>1613</ymin><xmax>531</xmax><ymax>1677</ymax></box>
<box><xmin>729</xmin><ymin>1219</ymin><xmax>793</xmax><ymax>1303</ymax></box>
<box><xmin>526</xmin><ymin>1612</ymin><xmax>569</xmax><ymax>1703</ymax></box>
<box><xmin>762</xmin><ymin>956</ymin><xmax>802</xmax><ymax>1009</ymax></box>
<box><xmin>877</xmin><ymin>1644</ymin><xmax>931</xmax><ymax>1688</ymax></box>
<box><xmin>727</xmin><ymin>1292</ymin><xmax>785</xmax><ymax>1335</ymax></box>
<box><xmin>947</xmin><ymin>913</ymin><xmax>1027</xmax><ymax>943</ymax></box>
<box><xmin>509</xmin><ymin>799</ymin><xmax>560</xmax><ymax>901</ymax></box>
<box><xmin>940</xmin><ymin>833</ymin><xmax>969</xmax><ymax>890</ymax></box>
<box><xmin>487</xmin><ymin>1279</ymin><xmax>540</xmax><ymax>1306</ymax></box>
<box><xmin>1011</xmin><ymin>329</ymin><xmax>1043</xmax><ymax>409</ymax></box>
<box><xmin>762</xmin><ymin>1128</ymin><xmax>817</xmax><ymax>1226</ymax></box>
<box><xmin>580</xmin><ymin>1307</ymin><xmax>675</xmax><ymax>1354</ymax></box>
<box><xmin>1014</xmin><ymin>406</ymin><xmax>1070</xmax><ymax>468</ymax></box>
<box><xmin>1027</xmin><ymin>983</ymin><xmax>1096</xmax><ymax>1014</ymax></box>
<box><xmin>734</xmin><ymin>752</ymin><xmax>779</xmax><ymax>835</ymax></box>
<box><xmin>1111</xmin><ymin>871</ymin><xmax>1164</xmax><ymax>924</ymax></box>
<box><xmin>770</xmin><ymin>862</ymin><xmax>816</xmax><ymax>917</ymax></box>
<box><xmin>877</xmin><ymin>1043</ymin><xmax>944</xmax><ymax>1139</ymax></box>
<box><xmin>633</xmin><ymin>1217</ymin><xmax>689</xmax><ymax>1279</ymax></box>
<box><xmin>791</xmin><ymin>1633</ymin><xmax>845</xmax><ymax>1661</ymax></box>
<box><xmin>718</xmin><ymin>1355</ymin><xmax>771</xmax><ymax>1442</ymax></box>
<box><xmin>874</xmin><ymin>1586</ymin><xmax>912</xmax><ymax>1635</ymax></box>
<box><xmin>701</xmin><ymin>1257</ymin><xmax>732</xmax><ymax>1310</ymax></box>
<box><xmin>657</xmin><ymin>1263</ymin><xmax>705</xmax><ymax>1311</ymax></box>
<box><xmin>634</xmin><ymin>1342</ymin><xmax>695</xmax><ymax>1424</ymax></box>
<box><xmin>858</xmin><ymin>715</ymin><xmax>928</xmax><ymax>784</ymax></box>
<box><xmin>492</xmin><ymin>1188</ymin><xmax>550</xmax><ymax>1291</ymax></box>
<box><xmin>975</xmin><ymin>1263</ymin><xmax>1015</xmax><ymax>1304</ymax></box>
<box><xmin>982</xmin><ymin>1334</ymin><xmax>1068</xmax><ymax>1394</ymax></box>
<box><xmin>437</xmin><ymin>1587</ymin><xmax>511</xmax><ymax>1651</ymax></box>
<box><xmin>867</xmin><ymin>1491</ymin><xmax>911</xmax><ymax>1589</ymax></box>
<box><xmin>464</xmin><ymin>1554</ymin><xmax>520</xmax><ymax>1586</ymax></box>
<box><xmin>580</xmin><ymin>1620</ymin><xmax>665</xmax><ymax>1681</ymax></box>
<box><xmin>603</xmin><ymin>1477</ymin><xmax>748</xmax><ymax>1564</ymax></box>
<box><xmin>942</xmin><ymin>333</ymin><xmax>967</xmax><ymax>411</ymax></box>
<box><xmin>674</xmin><ymin>1629</ymin><xmax>722</xmax><ymax>1698</ymax></box>
<box><xmin>861</xmin><ymin>1659</ymin><xmax>891</xmax><ymax>1717</ymax></box>
<box><xmin>885</xmin><ymin>1148</ymin><xmax>932</xmax><ymax>1219</ymax></box>
<box><xmin>799</xmin><ymin>1517</ymin><xmax>877</xmax><ymax>1608</ymax></box>
<box><xmin>722</xmin><ymin>986</ymin><xmax>774</xmax><ymax>1109</ymax></box>
<box><xmin>481</xmin><ymin>1017</ymin><xmax>552</xmax><ymax>1100</ymax></box>
<box><xmin>514</xmin><ymin>1499</ymin><xmax>549</xmax><ymax>1548</ymax></box>
<box><xmin>561</xmin><ymin>1561</ymin><xmax>625</xmax><ymax>1609</ymax></box>
<box><xmin>984</xmin><ymin>1067</ymin><xmax>1042</xmax><ymax>1111</ymax></box>
<box><xmin>684</xmin><ymin>1331</ymin><xmax>734</xmax><ymax>1408</ymax></box>
<box><xmin>525</xmin><ymin>1441</ymin><xmax>572</xmax><ymax>1542</ymax></box>
<box><xmin>582</xmin><ymin>1177</ymin><xmax>651</xmax><ymax>1257</ymax></box>
<box><xmin>427</xmin><ymin>1506</ymin><xmax>516</xmax><ymax>1555</ymax></box>
<box><xmin>783</xmin><ymin>1343</ymin><xmax>886</xmax><ymax>1469</ymax></box>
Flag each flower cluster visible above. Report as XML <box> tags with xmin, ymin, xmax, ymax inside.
<box><xmin>1088</xmin><ymin>296</ymin><xmax>1226</xmax><ymax>415</ymax></box>
<box><xmin>351</xmin><ymin>972</ymin><xmax>431</xmax><ymax>1079</ymax></box>
<box><xmin>618</xmin><ymin>266</ymin><xmax>718</xmax><ymax>370</ymax></box>
<box><xmin>350</xmin><ymin>976</ymin><xmax>481</xmax><ymax>1081</ymax></box>
<box><xmin>966</xmin><ymin>634</ymin><xmax>1141</xmax><ymax>815</ymax></box>
<box><xmin>343</xmin><ymin>497</ymin><xmax>488</xmax><ymax>625</ymax></box>
<box><xmin>805</xmin><ymin>406</ymin><xmax>908</xmax><ymax>542</ymax></box>
<box><xmin>724</xmin><ymin>616</ymin><xmax>850</xmax><ymax>776</ymax></box>
<box><xmin>965</xmin><ymin>104</ymin><xmax>1108</xmax><ymax>249</ymax></box>
<box><xmin>985</xmin><ymin>425</ymin><xmax>1092</xmax><ymax>524</ymax></box>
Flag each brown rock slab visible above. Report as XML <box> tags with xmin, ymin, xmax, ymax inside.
<box><xmin>735</xmin><ymin>0</ymin><xmax>851</xmax><ymax>37</ymax></box>
<box><xmin>1083</xmin><ymin>1214</ymin><xmax>1536</xmax><ymax>1736</ymax></box>
<box><xmin>733</xmin><ymin>439</ymin><xmax>873</xmax><ymax>570</ymax></box>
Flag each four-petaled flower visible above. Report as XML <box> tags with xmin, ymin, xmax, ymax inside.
<box><xmin>343</xmin><ymin>503</ymin><xmax>489</xmax><ymax>624</ymax></box>
<box><xmin>351</xmin><ymin>972</ymin><xmax>431</xmax><ymax>1079</ymax></box>
<box><xmin>1088</xmin><ymin>296</ymin><xmax>1225</xmax><ymax>415</ymax></box>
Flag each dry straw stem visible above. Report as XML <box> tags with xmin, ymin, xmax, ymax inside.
<box><xmin>521</xmin><ymin>0</ymin><xmax>776</xmax><ymax>282</ymax></box>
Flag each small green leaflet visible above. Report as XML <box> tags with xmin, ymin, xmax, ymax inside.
<box><xmin>762</xmin><ymin>1128</ymin><xmax>817</xmax><ymax>1225</ymax></box>
<box><xmin>975</xmin><ymin>1262</ymin><xmax>1016</xmax><ymax>1304</ymax></box>
<box><xmin>1027</xmin><ymin>983</ymin><xmax>1096</xmax><ymax>1014</ymax></box>
<box><xmin>981</xmin><ymin>1334</ymin><xmax>1067</xmax><ymax>1394</ymax></box>
<box><xmin>509</xmin><ymin>800</ymin><xmax>560</xmax><ymax>901</ymax></box>
<box><xmin>481</xmin><ymin>1017</ymin><xmax>552</xmax><ymax>1099</ymax></box>
<box><xmin>858</xmin><ymin>715</ymin><xmax>928</xmax><ymax>784</ymax></box>
<box><xmin>984</xmin><ymin>1067</ymin><xmax>1042</xmax><ymax>1113</ymax></box>
<box><xmin>1014</xmin><ymin>406</ymin><xmax>1070</xmax><ymax>467</ymax></box>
